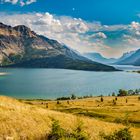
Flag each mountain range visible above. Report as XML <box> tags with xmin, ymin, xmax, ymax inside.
<box><xmin>84</xmin><ymin>49</ymin><xmax>140</xmax><ymax>66</ymax></box>
<box><xmin>114</xmin><ymin>49</ymin><xmax>140</xmax><ymax>66</ymax></box>
<box><xmin>0</xmin><ymin>22</ymin><xmax>116</xmax><ymax>71</ymax></box>
<box><xmin>84</xmin><ymin>53</ymin><xmax>117</xmax><ymax>64</ymax></box>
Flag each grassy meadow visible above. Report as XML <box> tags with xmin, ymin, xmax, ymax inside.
<box><xmin>0</xmin><ymin>95</ymin><xmax>140</xmax><ymax>139</ymax></box>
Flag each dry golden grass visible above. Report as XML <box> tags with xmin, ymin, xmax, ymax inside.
<box><xmin>0</xmin><ymin>95</ymin><xmax>140</xmax><ymax>140</ymax></box>
<box><xmin>23</xmin><ymin>95</ymin><xmax>140</xmax><ymax>140</ymax></box>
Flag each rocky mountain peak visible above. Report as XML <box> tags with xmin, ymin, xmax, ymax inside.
<box><xmin>13</xmin><ymin>25</ymin><xmax>36</xmax><ymax>37</ymax></box>
<box><xmin>0</xmin><ymin>22</ymin><xmax>11</xmax><ymax>29</ymax></box>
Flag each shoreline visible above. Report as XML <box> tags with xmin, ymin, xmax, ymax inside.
<box><xmin>0</xmin><ymin>72</ymin><xmax>7</xmax><ymax>76</ymax></box>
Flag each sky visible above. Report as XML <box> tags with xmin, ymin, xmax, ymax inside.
<box><xmin>0</xmin><ymin>0</ymin><xmax>140</xmax><ymax>58</ymax></box>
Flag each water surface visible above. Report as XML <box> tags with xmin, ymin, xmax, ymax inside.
<box><xmin>0</xmin><ymin>66</ymin><xmax>140</xmax><ymax>99</ymax></box>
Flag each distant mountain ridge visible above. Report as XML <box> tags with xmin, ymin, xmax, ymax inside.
<box><xmin>84</xmin><ymin>52</ymin><xmax>117</xmax><ymax>64</ymax></box>
<box><xmin>0</xmin><ymin>22</ymin><xmax>116</xmax><ymax>71</ymax></box>
<box><xmin>115</xmin><ymin>49</ymin><xmax>140</xmax><ymax>66</ymax></box>
<box><xmin>84</xmin><ymin>49</ymin><xmax>140</xmax><ymax>66</ymax></box>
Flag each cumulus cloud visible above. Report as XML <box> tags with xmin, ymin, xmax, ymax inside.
<box><xmin>130</xmin><ymin>21</ymin><xmax>140</xmax><ymax>29</ymax></box>
<box><xmin>1</xmin><ymin>0</ymin><xmax>36</xmax><ymax>6</ymax></box>
<box><xmin>3</xmin><ymin>0</ymin><xmax>18</xmax><ymax>4</ymax></box>
<box><xmin>90</xmin><ymin>32</ymin><xmax>107</xmax><ymax>39</ymax></box>
<box><xmin>0</xmin><ymin>12</ymin><xmax>140</xmax><ymax>58</ymax></box>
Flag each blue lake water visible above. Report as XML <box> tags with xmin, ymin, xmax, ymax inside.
<box><xmin>0</xmin><ymin>66</ymin><xmax>140</xmax><ymax>99</ymax></box>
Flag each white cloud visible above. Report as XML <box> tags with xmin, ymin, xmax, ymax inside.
<box><xmin>0</xmin><ymin>12</ymin><xmax>140</xmax><ymax>58</ymax></box>
<box><xmin>1</xmin><ymin>0</ymin><xmax>36</xmax><ymax>6</ymax></box>
<box><xmin>90</xmin><ymin>32</ymin><xmax>107</xmax><ymax>39</ymax></box>
<box><xmin>130</xmin><ymin>21</ymin><xmax>140</xmax><ymax>30</ymax></box>
<box><xmin>3</xmin><ymin>0</ymin><xmax>18</xmax><ymax>4</ymax></box>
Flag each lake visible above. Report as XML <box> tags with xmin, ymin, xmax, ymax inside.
<box><xmin>0</xmin><ymin>65</ymin><xmax>140</xmax><ymax>99</ymax></box>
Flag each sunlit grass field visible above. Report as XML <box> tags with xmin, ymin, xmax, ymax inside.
<box><xmin>15</xmin><ymin>95</ymin><xmax>140</xmax><ymax>139</ymax></box>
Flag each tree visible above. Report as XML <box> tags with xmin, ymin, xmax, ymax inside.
<box><xmin>71</xmin><ymin>94</ymin><xmax>76</xmax><ymax>100</ymax></box>
<box><xmin>112</xmin><ymin>92</ymin><xmax>116</xmax><ymax>96</ymax></box>
<box><xmin>118</xmin><ymin>89</ymin><xmax>128</xmax><ymax>96</ymax></box>
<box><xmin>128</xmin><ymin>90</ymin><xmax>134</xmax><ymax>95</ymax></box>
<box><xmin>135</xmin><ymin>89</ymin><xmax>140</xmax><ymax>94</ymax></box>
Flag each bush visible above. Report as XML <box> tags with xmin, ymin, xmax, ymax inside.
<box><xmin>48</xmin><ymin>119</ymin><xmax>66</xmax><ymax>140</ymax></box>
<box><xmin>57</xmin><ymin>101</ymin><xmax>60</xmax><ymax>104</ymax></box>
<box><xmin>72</xmin><ymin>121</ymin><xmax>88</xmax><ymax>140</ymax></box>
<box><xmin>101</xmin><ymin>97</ymin><xmax>104</xmax><ymax>102</ymax></box>
<box><xmin>48</xmin><ymin>119</ymin><xmax>88</xmax><ymax>140</ymax></box>
<box><xmin>100</xmin><ymin>127</ymin><xmax>133</xmax><ymax>140</ymax></box>
<box><xmin>118</xmin><ymin>89</ymin><xmax>128</xmax><ymax>96</ymax></box>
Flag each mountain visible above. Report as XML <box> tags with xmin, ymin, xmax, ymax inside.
<box><xmin>115</xmin><ymin>49</ymin><xmax>140</xmax><ymax>66</ymax></box>
<box><xmin>84</xmin><ymin>52</ymin><xmax>117</xmax><ymax>64</ymax></box>
<box><xmin>0</xmin><ymin>22</ymin><xmax>116</xmax><ymax>71</ymax></box>
<box><xmin>115</xmin><ymin>51</ymin><xmax>135</xmax><ymax>65</ymax></box>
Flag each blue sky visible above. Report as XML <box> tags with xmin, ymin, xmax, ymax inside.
<box><xmin>0</xmin><ymin>0</ymin><xmax>140</xmax><ymax>58</ymax></box>
<box><xmin>1</xmin><ymin>0</ymin><xmax>140</xmax><ymax>24</ymax></box>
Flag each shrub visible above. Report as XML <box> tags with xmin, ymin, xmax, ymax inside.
<box><xmin>100</xmin><ymin>127</ymin><xmax>133</xmax><ymax>140</ymax></box>
<box><xmin>57</xmin><ymin>101</ymin><xmax>60</xmax><ymax>104</ymax></box>
<box><xmin>72</xmin><ymin>121</ymin><xmax>88</xmax><ymax>140</ymax></box>
<box><xmin>48</xmin><ymin>119</ymin><xmax>66</xmax><ymax>140</ymax></box>
<box><xmin>101</xmin><ymin>97</ymin><xmax>104</xmax><ymax>102</ymax></box>
<box><xmin>48</xmin><ymin>119</ymin><xmax>89</xmax><ymax>140</ymax></box>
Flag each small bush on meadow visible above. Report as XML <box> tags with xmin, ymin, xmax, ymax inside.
<box><xmin>48</xmin><ymin>119</ymin><xmax>89</xmax><ymax>140</ymax></box>
<box><xmin>72</xmin><ymin>121</ymin><xmax>88</xmax><ymax>140</ymax></box>
<box><xmin>100</xmin><ymin>127</ymin><xmax>133</xmax><ymax>140</ymax></box>
<box><xmin>57</xmin><ymin>101</ymin><xmax>60</xmax><ymax>104</ymax></box>
<box><xmin>101</xmin><ymin>97</ymin><xmax>104</xmax><ymax>102</ymax></box>
<box><xmin>48</xmin><ymin>119</ymin><xmax>66</xmax><ymax>140</ymax></box>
